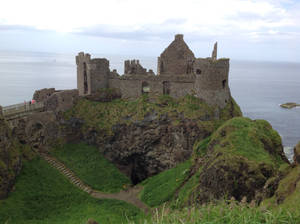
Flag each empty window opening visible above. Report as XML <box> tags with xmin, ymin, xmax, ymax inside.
<box><xmin>196</xmin><ymin>69</ymin><xmax>202</xmax><ymax>75</ymax></box>
<box><xmin>163</xmin><ymin>81</ymin><xmax>171</xmax><ymax>95</ymax></box>
<box><xmin>222</xmin><ymin>79</ymin><xmax>226</xmax><ymax>89</ymax></box>
<box><xmin>160</xmin><ymin>61</ymin><xmax>164</xmax><ymax>73</ymax></box>
<box><xmin>83</xmin><ymin>62</ymin><xmax>88</xmax><ymax>94</ymax></box>
<box><xmin>142</xmin><ymin>81</ymin><xmax>150</xmax><ymax>94</ymax></box>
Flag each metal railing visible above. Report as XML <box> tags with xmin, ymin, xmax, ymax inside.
<box><xmin>2</xmin><ymin>101</ymin><xmax>44</xmax><ymax>118</ymax></box>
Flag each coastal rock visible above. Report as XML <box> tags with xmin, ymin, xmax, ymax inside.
<box><xmin>66</xmin><ymin>95</ymin><xmax>242</xmax><ymax>184</ymax></box>
<box><xmin>293</xmin><ymin>141</ymin><xmax>300</xmax><ymax>165</ymax></box>
<box><xmin>183</xmin><ymin>117</ymin><xmax>288</xmax><ymax>205</ymax></box>
<box><xmin>280</xmin><ymin>102</ymin><xmax>300</xmax><ymax>109</ymax></box>
<box><xmin>0</xmin><ymin>112</ymin><xmax>22</xmax><ymax>199</ymax></box>
<box><xmin>261</xmin><ymin>165</ymin><xmax>300</xmax><ymax>212</ymax></box>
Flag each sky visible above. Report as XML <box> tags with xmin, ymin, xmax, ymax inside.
<box><xmin>0</xmin><ymin>0</ymin><xmax>300</xmax><ymax>61</ymax></box>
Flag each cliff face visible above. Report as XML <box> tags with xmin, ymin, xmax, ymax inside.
<box><xmin>0</xmin><ymin>112</ymin><xmax>22</xmax><ymax>199</ymax></box>
<box><xmin>63</xmin><ymin>95</ymin><xmax>242</xmax><ymax>183</ymax></box>
<box><xmin>174</xmin><ymin>117</ymin><xmax>288</xmax><ymax>206</ymax></box>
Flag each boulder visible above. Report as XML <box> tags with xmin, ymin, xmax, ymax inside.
<box><xmin>86</xmin><ymin>219</ymin><xmax>99</xmax><ymax>224</ymax></box>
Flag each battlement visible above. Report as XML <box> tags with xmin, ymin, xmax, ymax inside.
<box><xmin>124</xmin><ymin>59</ymin><xmax>147</xmax><ymax>75</ymax></box>
<box><xmin>76</xmin><ymin>34</ymin><xmax>231</xmax><ymax>108</ymax></box>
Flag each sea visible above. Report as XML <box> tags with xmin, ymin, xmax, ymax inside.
<box><xmin>0</xmin><ymin>51</ymin><xmax>299</xmax><ymax>158</ymax></box>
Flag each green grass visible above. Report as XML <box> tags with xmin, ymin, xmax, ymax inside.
<box><xmin>174</xmin><ymin>168</ymin><xmax>202</xmax><ymax>208</ymax></box>
<box><xmin>140</xmin><ymin>160</ymin><xmax>192</xmax><ymax>207</ymax></box>
<box><xmin>262</xmin><ymin>166</ymin><xmax>300</xmax><ymax>215</ymax></box>
<box><xmin>0</xmin><ymin>158</ymin><xmax>143</xmax><ymax>224</ymax></box>
<box><xmin>132</xmin><ymin>201</ymin><xmax>300</xmax><ymax>224</ymax></box>
<box><xmin>50</xmin><ymin>143</ymin><xmax>131</xmax><ymax>193</ymax></box>
<box><xmin>208</xmin><ymin>117</ymin><xmax>285</xmax><ymax>166</ymax></box>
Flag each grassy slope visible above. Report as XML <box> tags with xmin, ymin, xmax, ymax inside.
<box><xmin>207</xmin><ymin>117</ymin><xmax>285</xmax><ymax>166</ymax></box>
<box><xmin>0</xmin><ymin>158</ymin><xmax>143</xmax><ymax>224</ymax></box>
<box><xmin>262</xmin><ymin>166</ymin><xmax>300</xmax><ymax>215</ymax></box>
<box><xmin>140</xmin><ymin>160</ymin><xmax>192</xmax><ymax>207</ymax></box>
<box><xmin>50</xmin><ymin>143</ymin><xmax>131</xmax><ymax>193</ymax></box>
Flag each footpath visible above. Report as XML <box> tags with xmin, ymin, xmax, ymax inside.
<box><xmin>40</xmin><ymin>153</ymin><xmax>149</xmax><ymax>213</ymax></box>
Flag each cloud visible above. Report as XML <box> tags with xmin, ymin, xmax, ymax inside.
<box><xmin>0</xmin><ymin>24</ymin><xmax>39</xmax><ymax>31</ymax></box>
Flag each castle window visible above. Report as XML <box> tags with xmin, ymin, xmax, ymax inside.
<box><xmin>160</xmin><ymin>61</ymin><xmax>164</xmax><ymax>73</ymax></box>
<box><xmin>222</xmin><ymin>79</ymin><xmax>226</xmax><ymax>89</ymax></box>
<box><xmin>83</xmin><ymin>62</ymin><xmax>88</xmax><ymax>94</ymax></box>
<box><xmin>163</xmin><ymin>81</ymin><xmax>171</xmax><ymax>95</ymax></box>
<box><xmin>142</xmin><ymin>81</ymin><xmax>150</xmax><ymax>94</ymax></box>
<box><xmin>196</xmin><ymin>69</ymin><xmax>202</xmax><ymax>75</ymax></box>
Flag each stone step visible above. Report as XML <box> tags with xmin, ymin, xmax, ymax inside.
<box><xmin>40</xmin><ymin>153</ymin><xmax>94</xmax><ymax>195</ymax></box>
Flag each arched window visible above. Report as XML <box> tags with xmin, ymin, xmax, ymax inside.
<box><xmin>222</xmin><ymin>79</ymin><xmax>226</xmax><ymax>89</ymax></box>
<box><xmin>142</xmin><ymin>81</ymin><xmax>150</xmax><ymax>94</ymax></box>
<box><xmin>83</xmin><ymin>62</ymin><xmax>88</xmax><ymax>94</ymax></box>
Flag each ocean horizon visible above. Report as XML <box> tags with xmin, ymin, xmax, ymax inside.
<box><xmin>0</xmin><ymin>50</ymin><xmax>299</xmax><ymax>149</ymax></box>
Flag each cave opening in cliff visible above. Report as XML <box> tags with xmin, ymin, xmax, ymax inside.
<box><xmin>127</xmin><ymin>153</ymin><xmax>148</xmax><ymax>185</ymax></box>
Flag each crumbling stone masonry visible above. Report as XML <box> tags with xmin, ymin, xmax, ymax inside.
<box><xmin>76</xmin><ymin>34</ymin><xmax>231</xmax><ymax>108</ymax></box>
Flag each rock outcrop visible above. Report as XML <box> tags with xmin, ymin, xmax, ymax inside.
<box><xmin>177</xmin><ymin>117</ymin><xmax>288</xmax><ymax>205</ymax></box>
<box><xmin>293</xmin><ymin>141</ymin><xmax>300</xmax><ymax>165</ymax></box>
<box><xmin>280</xmin><ymin>102</ymin><xmax>300</xmax><ymax>109</ymax></box>
<box><xmin>63</xmin><ymin>95</ymin><xmax>242</xmax><ymax>183</ymax></box>
<box><xmin>0</xmin><ymin>111</ymin><xmax>22</xmax><ymax>199</ymax></box>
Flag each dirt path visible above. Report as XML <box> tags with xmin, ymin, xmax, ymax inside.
<box><xmin>40</xmin><ymin>153</ymin><xmax>149</xmax><ymax>213</ymax></box>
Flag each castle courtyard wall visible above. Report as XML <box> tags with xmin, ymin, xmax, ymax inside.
<box><xmin>109</xmin><ymin>74</ymin><xmax>195</xmax><ymax>100</ymax></box>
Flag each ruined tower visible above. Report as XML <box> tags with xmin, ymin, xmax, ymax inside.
<box><xmin>76</xmin><ymin>52</ymin><xmax>110</xmax><ymax>96</ymax></box>
<box><xmin>157</xmin><ymin>34</ymin><xmax>195</xmax><ymax>75</ymax></box>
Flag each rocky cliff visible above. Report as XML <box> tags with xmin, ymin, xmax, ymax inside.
<box><xmin>0</xmin><ymin>109</ymin><xmax>22</xmax><ymax>199</ymax></box>
<box><xmin>63</xmin><ymin>94</ymin><xmax>242</xmax><ymax>183</ymax></box>
<box><xmin>174</xmin><ymin>117</ymin><xmax>289</xmax><ymax>206</ymax></box>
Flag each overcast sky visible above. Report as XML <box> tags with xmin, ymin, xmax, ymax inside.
<box><xmin>0</xmin><ymin>0</ymin><xmax>300</xmax><ymax>61</ymax></box>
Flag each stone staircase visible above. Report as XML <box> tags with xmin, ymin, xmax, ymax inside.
<box><xmin>40</xmin><ymin>152</ymin><xmax>150</xmax><ymax>213</ymax></box>
<box><xmin>40</xmin><ymin>153</ymin><xmax>93</xmax><ymax>194</ymax></box>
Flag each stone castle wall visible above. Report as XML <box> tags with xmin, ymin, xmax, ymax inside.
<box><xmin>76</xmin><ymin>34</ymin><xmax>231</xmax><ymax>108</ymax></box>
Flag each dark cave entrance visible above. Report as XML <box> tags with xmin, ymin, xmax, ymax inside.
<box><xmin>127</xmin><ymin>153</ymin><xmax>148</xmax><ymax>185</ymax></box>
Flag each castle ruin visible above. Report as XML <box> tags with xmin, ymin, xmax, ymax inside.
<box><xmin>76</xmin><ymin>34</ymin><xmax>231</xmax><ymax>108</ymax></box>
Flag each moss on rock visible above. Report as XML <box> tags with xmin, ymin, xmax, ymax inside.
<box><xmin>176</xmin><ymin>117</ymin><xmax>288</xmax><ymax>206</ymax></box>
<box><xmin>64</xmin><ymin>94</ymin><xmax>241</xmax><ymax>139</ymax></box>
<box><xmin>0</xmin><ymin>114</ymin><xmax>22</xmax><ymax>199</ymax></box>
